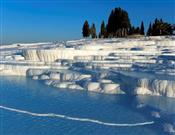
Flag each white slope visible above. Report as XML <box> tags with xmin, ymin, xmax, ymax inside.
<box><xmin>0</xmin><ymin>36</ymin><xmax>175</xmax><ymax>97</ymax></box>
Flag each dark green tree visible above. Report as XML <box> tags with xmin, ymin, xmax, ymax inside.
<box><xmin>128</xmin><ymin>26</ymin><xmax>133</xmax><ymax>35</ymax></box>
<box><xmin>98</xmin><ymin>33</ymin><xmax>101</xmax><ymax>38</ymax></box>
<box><xmin>100</xmin><ymin>21</ymin><xmax>107</xmax><ymax>38</ymax></box>
<box><xmin>152</xmin><ymin>18</ymin><xmax>159</xmax><ymax>35</ymax></box>
<box><xmin>140</xmin><ymin>21</ymin><xmax>145</xmax><ymax>35</ymax></box>
<box><xmin>90</xmin><ymin>23</ymin><xmax>97</xmax><ymax>38</ymax></box>
<box><xmin>152</xmin><ymin>19</ymin><xmax>173</xmax><ymax>36</ymax></box>
<box><xmin>129</xmin><ymin>26</ymin><xmax>138</xmax><ymax>35</ymax></box>
<box><xmin>82</xmin><ymin>20</ymin><xmax>90</xmax><ymax>37</ymax></box>
<box><xmin>135</xmin><ymin>27</ymin><xmax>140</xmax><ymax>34</ymax></box>
<box><xmin>106</xmin><ymin>7</ymin><xmax>131</xmax><ymax>37</ymax></box>
<box><xmin>147</xmin><ymin>23</ymin><xmax>152</xmax><ymax>36</ymax></box>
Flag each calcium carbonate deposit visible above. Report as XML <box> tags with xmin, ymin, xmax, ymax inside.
<box><xmin>0</xmin><ymin>36</ymin><xmax>175</xmax><ymax>97</ymax></box>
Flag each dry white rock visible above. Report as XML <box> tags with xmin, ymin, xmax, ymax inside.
<box><xmin>49</xmin><ymin>73</ymin><xmax>60</xmax><ymax>80</ymax></box>
<box><xmin>86</xmin><ymin>82</ymin><xmax>101</xmax><ymax>92</ymax></box>
<box><xmin>77</xmin><ymin>74</ymin><xmax>91</xmax><ymax>80</ymax></box>
<box><xmin>99</xmin><ymin>79</ymin><xmax>113</xmax><ymax>83</ymax></box>
<box><xmin>13</xmin><ymin>55</ymin><xmax>25</xmax><ymax>61</ymax></box>
<box><xmin>40</xmin><ymin>74</ymin><xmax>49</xmax><ymax>80</ymax></box>
<box><xmin>68</xmin><ymin>84</ymin><xmax>84</xmax><ymax>90</ymax></box>
<box><xmin>27</xmin><ymin>69</ymin><xmax>45</xmax><ymax>76</ymax></box>
<box><xmin>5</xmin><ymin>56</ymin><xmax>13</xmax><ymax>60</ymax></box>
<box><xmin>101</xmin><ymin>83</ymin><xmax>125</xmax><ymax>94</ymax></box>
<box><xmin>44</xmin><ymin>80</ymin><xmax>53</xmax><ymax>85</ymax></box>
<box><xmin>134</xmin><ymin>87</ymin><xmax>152</xmax><ymax>95</ymax></box>
<box><xmin>53</xmin><ymin>82</ymin><xmax>73</xmax><ymax>89</ymax></box>
<box><xmin>32</xmin><ymin>76</ymin><xmax>38</xmax><ymax>80</ymax></box>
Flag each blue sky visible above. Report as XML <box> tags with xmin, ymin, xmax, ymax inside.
<box><xmin>1</xmin><ymin>0</ymin><xmax>175</xmax><ymax>44</ymax></box>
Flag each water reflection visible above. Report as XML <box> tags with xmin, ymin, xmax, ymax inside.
<box><xmin>135</xmin><ymin>96</ymin><xmax>175</xmax><ymax>114</ymax></box>
<box><xmin>0</xmin><ymin>76</ymin><xmax>175</xmax><ymax>135</ymax></box>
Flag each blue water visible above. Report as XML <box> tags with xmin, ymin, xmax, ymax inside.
<box><xmin>0</xmin><ymin>76</ymin><xmax>175</xmax><ymax>135</ymax></box>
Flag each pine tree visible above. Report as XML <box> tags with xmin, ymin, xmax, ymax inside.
<box><xmin>106</xmin><ymin>7</ymin><xmax>131</xmax><ymax>37</ymax></box>
<box><xmin>100</xmin><ymin>21</ymin><xmax>107</xmax><ymax>38</ymax></box>
<box><xmin>128</xmin><ymin>26</ymin><xmax>132</xmax><ymax>35</ymax></box>
<box><xmin>98</xmin><ymin>33</ymin><xmax>101</xmax><ymax>38</ymax></box>
<box><xmin>135</xmin><ymin>27</ymin><xmax>140</xmax><ymax>34</ymax></box>
<box><xmin>151</xmin><ymin>19</ymin><xmax>172</xmax><ymax>36</ymax></box>
<box><xmin>90</xmin><ymin>23</ymin><xmax>97</xmax><ymax>38</ymax></box>
<box><xmin>82</xmin><ymin>20</ymin><xmax>90</xmax><ymax>37</ymax></box>
<box><xmin>140</xmin><ymin>21</ymin><xmax>145</xmax><ymax>35</ymax></box>
<box><xmin>147</xmin><ymin>23</ymin><xmax>152</xmax><ymax>36</ymax></box>
<box><xmin>152</xmin><ymin>18</ymin><xmax>159</xmax><ymax>35</ymax></box>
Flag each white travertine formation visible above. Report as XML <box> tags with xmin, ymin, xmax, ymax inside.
<box><xmin>101</xmin><ymin>83</ymin><xmax>124</xmax><ymax>94</ymax></box>
<box><xmin>49</xmin><ymin>73</ymin><xmax>60</xmax><ymax>80</ymax></box>
<box><xmin>134</xmin><ymin>78</ymin><xmax>175</xmax><ymax>97</ymax></box>
<box><xmin>32</xmin><ymin>76</ymin><xmax>39</xmax><ymax>80</ymax></box>
<box><xmin>86</xmin><ymin>82</ymin><xmax>101</xmax><ymax>92</ymax></box>
<box><xmin>40</xmin><ymin>74</ymin><xmax>50</xmax><ymax>80</ymax></box>
<box><xmin>0</xmin><ymin>36</ymin><xmax>175</xmax><ymax>97</ymax></box>
<box><xmin>67</xmin><ymin>84</ymin><xmax>84</xmax><ymax>90</ymax></box>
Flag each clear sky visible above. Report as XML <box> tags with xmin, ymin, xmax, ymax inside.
<box><xmin>1</xmin><ymin>0</ymin><xmax>175</xmax><ymax>44</ymax></box>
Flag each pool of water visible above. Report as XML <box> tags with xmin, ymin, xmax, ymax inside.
<box><xmin>0</xmin><ymin>76</ymin><xmax>175</xmax><ymax>135</ymax></box>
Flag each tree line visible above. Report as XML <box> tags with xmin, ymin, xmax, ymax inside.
<box><xmin>82</xmin><ymin>7</ymin><xmax>173</xmax><ymax>38</ymax></box>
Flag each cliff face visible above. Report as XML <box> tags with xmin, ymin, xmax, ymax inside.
<box><xmin>0</xmin><ymin>64</ymin><xmax>27</xmax><ymax>76</ymax></box>
<box><xmin>108</xmin><ymin>72</ymin><xmax>175</xmax><ymax>98</ymax></box>
<box><xmin>136</xmin><ymin>79</ymin><xmax>175</xmax><ymax>97</ymax></box>
<box><xmin>22</xmin><ymin>49</ymin><xmax>114</xmax><ymax>62</ymax></box>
